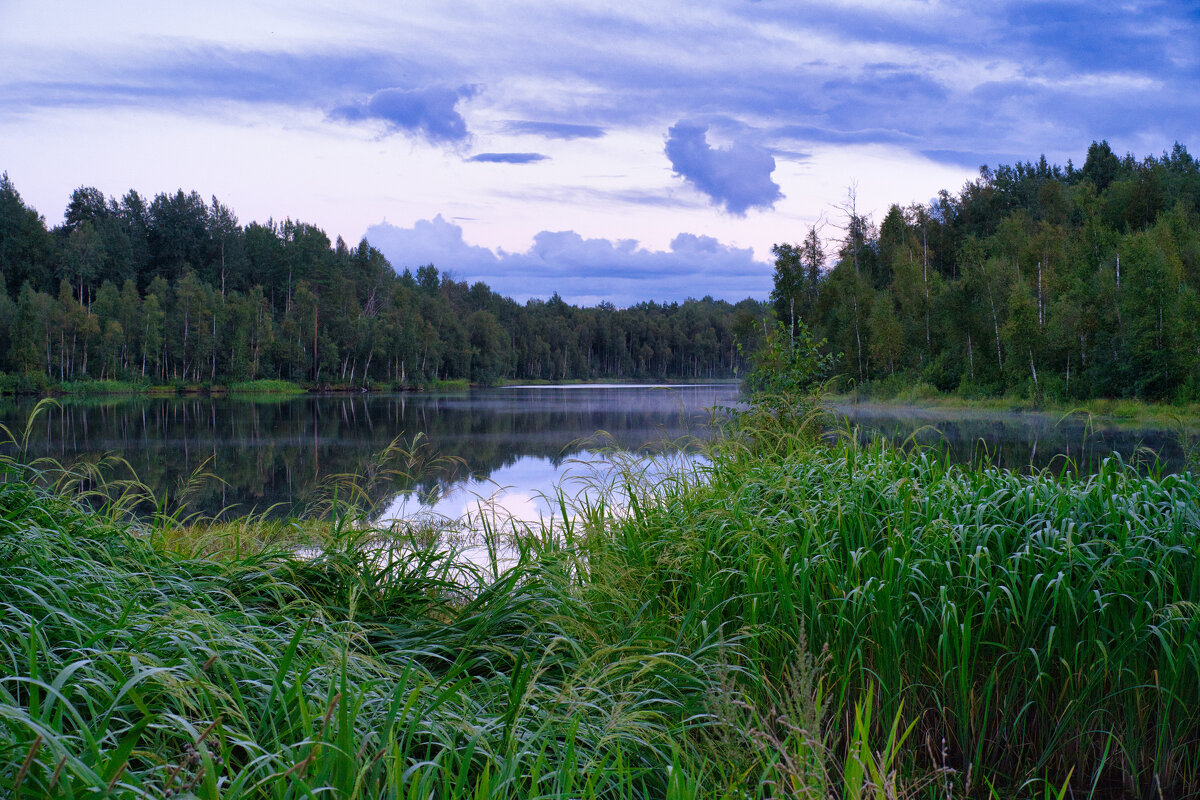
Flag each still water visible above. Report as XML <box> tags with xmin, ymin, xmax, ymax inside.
<box><xmin>0</xmin><ymin>386</ymin><xmax>1192</xmax><ymax>523</ymax></box>
<box><xmin>837</xmin><ymin>402</ymin><xmax>1195</xmax><ymax>474</ymax></box>
<box><xmin>0</xmin><ymin>385</ymin><xmax>735</xmax><ymax>522</ymax></box>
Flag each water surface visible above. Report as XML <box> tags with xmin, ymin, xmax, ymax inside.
<box><xmin>837</xmin><ymin>402</ymin><xmax>1196</xmax><ymax>474</ymax></box>
<box><xmin>1</xmin><ymin>388</ymin><xmax>1192</xmax><ymax>523</ymax></box>
<box><xmin>0</xmin><ymin>385</ymin><xmax>735</xmax><ymax>521</ymax></box>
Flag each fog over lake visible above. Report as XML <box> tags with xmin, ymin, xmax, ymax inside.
<box><xmin>1</xmin><ymin>386</ymin><xmax>1192</xmax><ymax>522</ymax></box>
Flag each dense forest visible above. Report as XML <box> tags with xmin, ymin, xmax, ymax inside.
<box><xmin>773</xmin><ymin>141</ymin><xmax>1200</xmax><ymax>401</ymax></box>
<box><xmin>7</xmin><ymin>139</ymin><xmax>1199</xmax><ymax>400</ymax></box>
<box><xmin>0</xmin><ymin>175</ymin><xmax>764</xmax><ymax>390</ymax></box>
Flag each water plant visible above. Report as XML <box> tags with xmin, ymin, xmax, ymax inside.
<box><xmin>0</xmin><ymin>374</ymin><xmax>1197</xmax><ymax>797</ymax></box>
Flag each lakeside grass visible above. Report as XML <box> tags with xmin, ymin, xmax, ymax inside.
<box><xmin>227</xmin><ymin>379</ymin><xmax>307</xmax><ymax>395</ymax></box>
<box><xmin>0</xmin><ymin>407</ymin><xmax>1197</xmax><ymax>797</ymax></box>
<box><xmin>832</xmin><ymin>384</ymin><xmax>1200</xmax><ymax>426</ymax></box>
<box><xmin>5</xmin><ymin>379</ymin><xmax>311</xmax><ymax>398</ymax></box>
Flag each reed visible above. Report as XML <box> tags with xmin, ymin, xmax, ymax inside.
<box><xmin>597</xmin><ymin>429</ymin><xmax>1200</xmax><ymax>798</ymax></box>
<box><xmin>0</xmin><ymin>396</ymin><xmax>1196</xmax><ymax>797</ymax></box>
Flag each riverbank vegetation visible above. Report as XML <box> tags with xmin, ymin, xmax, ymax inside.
<box><xmin>830</xmin><ymin>385</ymin><xmax>1200</xmax><ymax>427</ymax></box>
<box><xmin>1</xmin><ymin>365</ymin><xmax>1197</xmax><ymax>798</ymax></box>
<box><xmin>0</xmin><ymin>174</ymin><xmax>762</xmax><ymax>392</ymax></box>
<box><xmin>5</xmin><ymin>139</ymin><xmax>1200</xmax><ymax>405</ymax></box>
<box><xmin>772</xmin><ymin>140</ymin><xmax>1200</xmax><ymax>404</ymax></box>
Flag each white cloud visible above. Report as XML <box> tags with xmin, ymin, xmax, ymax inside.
<box><xmin>365</xmin><ymin>216</ymin><xmax>771</xmax><ymax>306</ymax></box>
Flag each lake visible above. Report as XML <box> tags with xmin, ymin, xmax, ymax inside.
<box><xmin>0</xmin><ymin>386</ymin><xmax>1193</xmax><ymax>523</ymax></box>
<box><xmin>0</xmin><ymin>385</ymin><xmax>736</xmax><ymax>523</ymax></box>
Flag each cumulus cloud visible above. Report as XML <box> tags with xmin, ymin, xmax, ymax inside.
<box><xmin>467</xmin><ymin>152</ymin><xmax>548</xmax><ymax>163</ymax></box>
<box><xmin>363</xmin><ymin>216</ymin><xmax>770</xmax><ymax>306</ymax></box>
<box><xmin>364</xmin><ymin>215</ymin><xmax>498</xmax><ymax>273</ymax></box>
<box><xmin>330</xmin><ymin>85</ymin><xmax>477</xmax><ymax>143</ymax></box>
<box><xmin>502</xmin><ymin>121</ymin><xmax>606</xmax><ymax>139</ymax></box>
<box><xmin>664</xmin><ymin>122</ymin><xmax>782</xmax><ymax>215</ymax></box>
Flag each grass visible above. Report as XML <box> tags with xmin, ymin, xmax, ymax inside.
<box><xmin>227</xmin><ymin>379</ymin><xmax>307</xmax><ymax>395</ymax></box>
<box><xmin>426</xmin><ymin>379</ymin><xmax>471</xmax><ymax>392</ymax></box>
<box><xmin>0</xmin><ymin>395</ymin><xmax>1197</xmax><ymax>797</ymax></box>
<box><xmin>56</xmin><ymin>379</ymin><xmax>153</xmax><ymax>396</ymax></box>
<box><xmin>834</xmin><ymin>385</ymin><xmax>1200</xmax><ymax>426</ymax></box>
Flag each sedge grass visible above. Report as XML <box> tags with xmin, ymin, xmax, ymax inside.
<box><xmin>0</xmin><ymin>397</ymin><xmax>1198</xmax><ymax>797</ymax></box>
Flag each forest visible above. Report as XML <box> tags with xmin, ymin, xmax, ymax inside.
<box><xmin>0</xmin><ymin>175</ymin><xmax>762</xmax><ymax>390</ymax></box>
<box><xmin>773</xmin><ymin>140</ymin><xmax>1200</xmax><ymax>401</ymax></box>
<box><xmin>5</xmin><ymin>139</ymin><xmax>1200</xmax><ymax>400</ymax></box>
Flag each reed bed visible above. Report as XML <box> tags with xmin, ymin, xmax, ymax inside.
<box><xmin>588</xmin><ymin>433</ymin><xmax>1200</xmax><ymax>798</ymax></box>
<box><xmin>0</xmin><ymin>404</ymin><xmax>1197</xmax><ymax>797</ymax></box>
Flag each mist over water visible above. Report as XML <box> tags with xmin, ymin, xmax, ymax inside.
<box><xmin>0</xmin><ymin>387</ymin><xmax>1191</xmax><ymax>522</ymax></box>
<box><xmin>0</xmin><ymin>386</ymin><xmax>736</xmax><ymax>520</ymax></box>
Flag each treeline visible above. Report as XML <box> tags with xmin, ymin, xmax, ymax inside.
<box><xmin>773</xmin><ymin>141</ymin><xmax>1200</xmax><ymax>401</ymax></box>
<box><xmin>0</xmin><ymin>176</ymin><xmax>763</xmax><ymax>390</ymax></box>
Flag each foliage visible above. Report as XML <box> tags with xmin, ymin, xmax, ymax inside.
<box><xmin>771</xmin><ymin>140</ymin><xmax>1200</xmax><ymax>402</ymax></box>
<box><xmin>0</xmin><ymin>177</ymin><xmax>766</xmax><ymax>389</ymax></box>
<box><xmin>2</xmin><ymin>426</ymin><xmax>1198</xmax><ymax>796</ymax></box>
<box><xmin>1</xmin><ymin>397</ymin><xmax>1199</xmax><ymax>796</ymax></box>
<box><xmin>226</xmin><ymin>379</ymin><xmax>306</xmax><ymax>395</ymax></box>
<box><xmin>741</xmin><ymin>319</ymin><xmax>838</xmax><ymax>402</ymax></box>
<box><xmin>732</xmin><ymin>319</ymin><xmax>838</xmax><ymax>455</ymax></box>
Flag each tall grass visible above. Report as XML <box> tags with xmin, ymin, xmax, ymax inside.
<box><xmin>0</xmin><ymin>395</ymin><xmax>1197</xmax><ymax>797</ymax></box>
<box><xmin>226</xmin><ymin>381</ymin><xmax>307</xmax><ymax>395</ymax></box>
<box><xmin>591</xmin><ymin>422</ymin><xmax>1200</xmax><ymax>797</ymax></box>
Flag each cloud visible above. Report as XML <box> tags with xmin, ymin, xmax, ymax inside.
<box><xmin>6</xmin><ymin>2</ymin><xmax>1198</xmax><ymax>200</ymax></box>
<box><xmin>8</xmin><ymin>1</ymin><xmax>1197</xmax><ymax>172</ymax></box>
<box><xmin>364</xmin><ymin>215</ymin><xmax>498</xmax><ymax>273</ymax></box>
<box><xmin>490</xmin><ymin>185</ymin><xmax>706</xmax><ymax>210</ymax></box>
<box><xmin>330</xmin><ymin>85</ymin><xmax>477</xmax><ymax>143</ymax></box>
<box><xmin>363</xmin><ymin>216</ymin><xmax>770</xmax><ymax>306</ymax></box>
<box><xmin>501</xmin><ymin>121</ymin><xmax>606</xmax><ymax>139</ymax></box>
<box><xmin>664</xmin><ymin>122</ymin><xmax>782</xmax><ymax>215</ymax></box>
<box><xmin>0</xmin><ymin>48</ymin><xmax>433</xmax><ymax>110</ymax></box>
<box><xmin>467</xmin><ymin>152</ymin><xmax>549</xmax><ymax>164</ymax></box>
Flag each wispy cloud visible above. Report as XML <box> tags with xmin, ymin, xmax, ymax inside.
<box><xmin>467</xmin><ymin>152</ymin><xmax>549</xmax><ymax>164</ymax></box>
<box><xmin>502</xmin><ymin>121</ymin><xmax>606</xmax><ymax>139</ymax></box>
<box><xmin>5</xmin><ymin>2</ymin><xmax>1197</xmax><ymax>167</ymax></box>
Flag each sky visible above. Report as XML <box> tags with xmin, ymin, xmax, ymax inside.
<box><xmin>2</xmin><ymin>1</ymin><xmax>1198</xmax><ymax>306</ymax></box>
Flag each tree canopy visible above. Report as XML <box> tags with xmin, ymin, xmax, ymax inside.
<box><xmin>771</xmin><ymin>141</ymin><xmax>1200</xmax><ymax>401</ymax></box>
<box><xmin>0</xmin><ymin>176</ymin><xmax>766</xmax><ymax>389</ymax></box>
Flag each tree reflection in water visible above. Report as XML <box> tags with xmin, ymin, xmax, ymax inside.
<box><xmin>2</xmin><ymin>388</ymin><xmax>1190</xmax><ymax>524</ymax></box>
<box><xmin>0</xmin><ymin>386</ymin><xmax>737</xmax><ymax>520</ymax></box>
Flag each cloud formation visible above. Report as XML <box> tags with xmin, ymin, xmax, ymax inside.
<box><xmin>502</xmin><ymin>121</ymin><xmax>606</xmax><ymax>139</ymax></box>
<box><xmin>6</xmin><ymin>2</ymin><xmax>1197</xmax><ymax>169</ymax></box>
<box><xmin>364</xmin><ymin>216</ymin><xmax>770</xmax><ymax>306</ymax></box>
<box><xmin>467</xmin><ymin>152</ymin><xmax>548</xmax><ymax>164</ymax></box>
<box><xmin>664</xmin><ymin>122</ymin><xmax>782</xmax><ymax>215</ymax></box>
<box><xmin>330</xmin><ymin>85</ymin><xmax>477</xmax><ymax>143</ymax></box>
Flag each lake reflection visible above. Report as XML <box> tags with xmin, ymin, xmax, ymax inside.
<box><xmin>837</xmin><ymin>403</ymin><xmax>1196</xmax><ymax>474</ymax></box>
<box><xmin>1</xmin><ymin>388</ymin><xmax>1193</xmax><ymax>523</ymax></box>
<box><xmin>0</xmin><ymin>385</ymin><xmax>737</xmax><ymax>520</ymax></box>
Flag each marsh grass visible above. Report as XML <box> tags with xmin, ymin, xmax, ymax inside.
<box><xmin>0</xmin><ymin>394</ymin><xmax>1198</xmax><ymax>797</ymax></box>
<box><xmin>227</xmin><ymin>380</ymin><xmax>306</xmax><ymax>395</ymax></box>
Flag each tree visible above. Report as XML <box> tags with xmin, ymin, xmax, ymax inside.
<box><xmin>468</xmin><ymin>310</ymin><xmax>508</xmax><ymax>384</ymax></box>
<box><xmin>868</xmin><ymin>290</ymin><xmax>902</xmax><ymax>376</ymax></box>
<box><xmin>770</xmin><ymin>242</ymin><xmax>804</xmax><ymax>334</ymax></box>
<box><xmin>0</xmin><ymin>174</ymin><xmax>55</xmax><ymax>294</ymax></box>
<box><xmin>208</xmin><ymin>196</ymin><xmax>244</xmax><ymax>296</ymax></box>
<box><xmin>740</xmin><ymin>319</ymin><xmax>838</xmax><ymax>444</ymax></box>
<box><xmin>1080</xmin><ymin>140</ymin><xmax>1121</xmax><ymax>193</ymax></box>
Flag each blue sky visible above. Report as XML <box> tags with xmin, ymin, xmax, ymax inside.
<box><xmin>2</xmin><ymin>1</ymin><xmax>1197</xmax><ymax>305</ymax></box>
